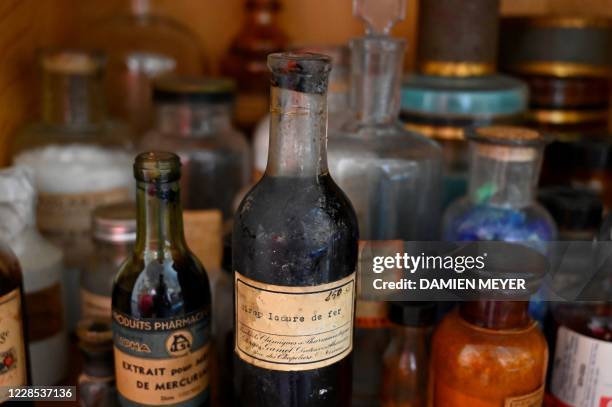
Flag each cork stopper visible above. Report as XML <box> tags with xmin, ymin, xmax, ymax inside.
<box><xmin>469</xmin><ymin>126</ymin><xmax>546</xmax><ymax>162</ymax></box>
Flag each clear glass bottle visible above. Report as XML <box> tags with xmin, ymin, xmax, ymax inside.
<box><xmin>112</xmin><ymin>152</ymin><xmax>211</xmax><ymax>407</ymax></box>
<box><xmin>77</xmin><ymin>318</ymin><xmax>118</xmax><ymax>407</ymax></box>
<box><xmin>442</xmin><ymin>126</ymin><xmax>557</xmax><ymax>254</ymax></box>
<box><xmin>83</xmin><ymin>0</ymin><xmax>205</xmax><ymax>134</ymax></box>
<box><xmin>431</xmin><ymin>243</ymin><xmax>549</xmax><ymax>406</ymax></box>
<box><xmin>233</xmin><ymin>53</ymin><xmax>358</xmax><ymax>406</ymax></box>
<box><xmin>82</xmin><ymin>202</ymin><xmax>136</xmax><ymax>320</ymax></box>
<box><xmin>221</xmin><ymin>0</ymin><xmax>289</xmax><ymax>133</ymax></box>
<box><xmin>140</xmin><ymin>76</ymin><xmax>250</xmax><ymax>224</ymax></box>
<box><xmin>0</xmin><ymin>167</ymin><xmax>68</xmax><ymax>386</ymax></box>
<box><xmin>380</xmin><ymin>302</ymin><xmax>436</xmax><ymax>407</ymax></box>
<box><xmin>12</xmin><ymin>49</ymin><xmax>133</xmax><ymax>332</ymax></box>
<box><xmin>327</xmin><ymin>2</ymin><xmax>443</xmax><ymax>404</ymax></box>
<box><xmin>253</xmin><ymin>45</ymin><xmax>351</xmax><ymax>180</ymax></box>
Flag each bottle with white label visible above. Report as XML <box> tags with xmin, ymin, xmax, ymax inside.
<box><xmin>0</xmin><ymin>242</ymin><xmax>30</xmax><ymax>404</ymax></box>
<box><xmin>82</xmin><ymin>202</ymin><xmax>136</xmax><ymax>320</ymax></box>
<box><xmin>0</xmin><ymin>166</ymin><xmax>68</xmax><ymax>386</ymax></box>
<box><xmin>232</xmin><ymin>53</ymin><xmax>359</xmax><ymax>406</ymax></box>
<box><xmin>112</xmin><ymin>152</ymin><xmax>212</xmax><ymax>407</ymax></box>
<box><xmin>11</xmin><ymin>49</ymin><xmax>133</xmax><ymax>332</ymax></box>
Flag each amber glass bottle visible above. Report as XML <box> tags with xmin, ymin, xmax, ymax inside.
<box><xmin>431</xmin><ymin>243</ymin><xmax>548</xmax><ymax>406</ymax></box>
<box><xmin>221</xmin><ymin>0</ymin><xmax>288</xmax><ymax>133</ymax></box>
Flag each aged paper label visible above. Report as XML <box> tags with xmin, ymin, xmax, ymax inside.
<box><xmin>113</xmin><ymin>309</ymin><xmax>211</xmax><ymax>406</ymax></box>
<box><xmin>504</xmin><ymin>386</ymin><xmax>544</xmax><ymax>407</ymax></box>
<box><xmin>235</xmin><ymin>272</ymin><xmax>355</xmax><ymax>371</ymax></box>
<box><xmin>0</xmin><ymin>290</ymin><xmax>27</xmax><ymax>402</ymax></box>
<box><xmin>81</xmin><ymin>289</ymin><xmax>112</xmax><ymax>320</ymax></box>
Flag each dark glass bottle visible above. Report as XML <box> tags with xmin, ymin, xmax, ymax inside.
<box><xmin>233</xmin><ymin>53</ymin><xmax>359</xmax><ymax>406</ymax></box>
<box><xmin>112</xmin><ymin>152</ymin><xmax>211</xmax><ymax>407</ymax></box>
<box><xmin>0</xmin><ymin>243</ymin><xmax>30</xmax><ymax>406</ymax></box>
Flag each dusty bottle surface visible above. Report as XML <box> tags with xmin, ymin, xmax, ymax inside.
<box><xmin>112</xmin><ymin>152</ymin><xmax>212</xmax><ymax>407</ymax></box>
<box><xmin>233</xmin><ymin>53</ymin><xmax>359</xmax><ymax>406</ymax></box>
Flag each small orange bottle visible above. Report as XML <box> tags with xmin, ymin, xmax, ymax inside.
<box><xmin>430</xmin><ymin>243</ymin><xmax>549</xmax><ymax>406</ymax></box>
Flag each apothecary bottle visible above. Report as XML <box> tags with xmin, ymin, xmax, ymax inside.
<box><xmin>380</xmin><ymin>302</ymin><xmax>436</xmax><ymax>407</ymax></box>
<box><xmin>77</xmin><ymin>318</ymin><xmax>119</xmax><ymax>407</ymax></box>
<box><xmin>12</xmin><ymin>49</ymin><xmax>133</xmax><ymax>332</ymax></box>
<box><xmin>0</xmin><ymin>167</ymin><xmax>68</xmax><ymax>386</ymax></box>
<box><xmin>140</xmin><ymin>76</ymin><xmax>250</xmax><ymax>223</ymax></box>
<box><xmin>221</xmin><ymin>0</ymin><xmax>289</xmax><ymax>133</ymax></box>
<box><xmin>431</xmin><ymin>243</ymin><xmax>549</xmax><ymax>406</ymax></box>
<box><xmin>442</xmin><ymin>126</ymin><xmax>557</xmax><ymax>254</ymax></box>
<box><xmin>233</xmin><ymin>53</ymin><xmax>359</xmax><ymax>406</ymax></box>
<box><xmin>83</xmin><ymin>0</ymin><xmax>205</xmax><ymax>133</ymax></box>
<box><xmin>82</xmin><ymin>202</ymin><xmax>136</xmax><ymax>320</ymax></box>
<box><xmin>112</xmin><ymin>152</ymin><xmax>211</xmax><ymax>407</ymax></box>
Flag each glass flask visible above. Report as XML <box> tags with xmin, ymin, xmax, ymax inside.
<box><xmin>400</xmin><ymin>74</ymin><xmax>528</xmax><ymax>207</ymax></box>
<box><xmin>253</xmin><ymin>45</ymin><xmax>351</xmax><ymax>180</ymax></box>
<box><xmin>82</xmin><ymin>202</ymin><xmax>135</xmax><ymax>320</ymax></box>
<box><xmin>77</xmin><ymin>318</ymin><xmax>118</xmax><ymax>407</ymax></box>
<box><xmin>83</xmin><ymin>0</ymin><xmax>204</xmax><ymax>134</ymax></box>
<box><xmin>442</xmin><ymin>126</ymin><xmax>557</xmax><ymax>254</ymax></box>
<box><xmin>233</xmin><ymin>53</ymin><xmax>358</xmax><ymax>407</ymax></box>
<box><xmin>380</xmin><ymin>302</ymin><xmax>436</xmax><ymax>407</ymax></box>
<box><xmin>327</xmin><ymin>2</ymin><xmax>443</xmax><ymax>404</ymax></box>
<box><xmin>431</xmin><ymin>243</ymin><xmax>549</xmax><ymax>406</ymax></box>
<box><xmin>221</xmin><ymin>0</ymin><xmax>289</xmax><ymax>133</ymax></box>
<box><xmin>112</xmin><ymin>152</ymin><xmax>212</xmax><ymax>406</ymax></box>
<box><xmin>140</xmin><ymin>76</ymin><xmax>250</xmax><ymax>224</ymax></box>
<box><xmin>0</xmin><ymin>167</ymin><xmax>68</xmax><ymax>386</ymax></box>
<box><xmin>12</xmin><ymin>49</ymin><xmax>133</xmax><ymax>332</ymax></box>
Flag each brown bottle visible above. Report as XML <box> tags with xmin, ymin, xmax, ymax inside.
<box><xmin>220</xmin><ymin>0</ymin><xmax>288</xmax><ymax>134</ymax></box>
<box><xmin>0</xmin><ymin>243</ymin><xmax>30</xmax><ymax>405</ymax></box>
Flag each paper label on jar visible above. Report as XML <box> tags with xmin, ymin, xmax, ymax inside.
<box><xmin>0</xmin><ymin>289</ymin><xmax>27</xmax><ymax>402</ymax></box>
<box><xmin>25</xmin><ymin>283</ymin><xmax>64</xmax><ymax>342</ymax></box>
<box><xmin>112</xmin><ymin>309</ymin><xmax>211</xmax><ymax>406</ymax></box>
<box><xmin>504</xmin><ymin>385</ymin><xmax>544</xmax><ymax>406</ymax></box>
<box><xmin>81</xmin><ymin>289</ymin><xmax>112</xmax><ymax>320</ymax></box>
<box><xmin>234</xmin><ymin>271</ymin><xmax>355</xmax><ymax>371</ymax></box>
<box><xmin>551</xmin><ymin>325</ymin><xmax>612</xmax><ymax>407</ymax></box>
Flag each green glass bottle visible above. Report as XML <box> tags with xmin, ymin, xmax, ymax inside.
<box><xmin>112</xmin><ymin>152</ymin><xmax>211</xmax><ymax>407</ymax></box>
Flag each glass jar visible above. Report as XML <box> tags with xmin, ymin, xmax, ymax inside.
<box><xmin>431</xmin><ymin>243</ymin><xmax>549</xmax><ymax>406</ymax></box>
<box><xmin>400</xmin><ymin>74</ymin><xmax>528</xmax><ymax>207</ymax></box>
<box><xmin>442</xmin><ymin>126</ymin><xmax>557</xmax><ymax>254</ymax></box>
<box><xmin>77</xmin><ymin>318</ymin><xmax>118</xmax><ymax>407</ymax></box>
<box><xmin>140</xmin><ymin>76</ymin><xmax>250</xmax><ymax>224</ymax></box>
<box><xmin>12</xmin><ymin>49</ymin><xmax>133</xmax><ymax>332</ymax></box>
<box><xmin>380</xmin><ymin>302</ymin><xmax>436</xmax><ymax>407</ymax></box>
<box><xmin>0</xmin><ymin>167</ymin><xmax>68</xmax><ymax>386</ymax></box>
<box><xmin>220</xmin><ymin>0</ymin><xmax>289</xmax><ymax>133</ymax></box>
<box><xmin>83</xmin><ymin>0</ymin><xmax>205</xmax><ymax>134</ymax></box>
<box><xmin>82</xmin><ymin>202</ymin><xmax>136</xmax><ymax>320</ymax></box>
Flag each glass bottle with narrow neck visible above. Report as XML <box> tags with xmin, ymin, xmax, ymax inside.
<box><xmin>443</xmin><ymin>126</ymin><xmax>557</xmax><ymax>253</ymax></box>
<box><xmin>233</xmin><ymin>53</ymin><xmax>359</xmax><ymax>407</ymax></box>
<box><xmin>112</xmin><ymin>152</ymin><xmax>211</xmax><ymax>407</ymax></box>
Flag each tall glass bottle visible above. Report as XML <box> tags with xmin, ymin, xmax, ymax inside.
<box><xmin>327</xmin><ymin>2</ymin><xmax>443</xmax><ymax>404</ymax></box>
<box><xmin>221</xmin><ymin>0</ymin><xmax>289</xmax><ymax>133</ymax></box>
<box><xmin>0</xmin><ymin>243</ymin><xmax>29</xmax><ymax>404</ymax></box>
<box><xmin>84</xmin><ymin>0</ymin><xmax>205</xmax><ymax>134</ymax></box>
<box><xmin>12</xmin><ymin>49</ymin><xmax>133</xmax><ymax>332</ymax></box>
<box><xmin>0</xmin><ymin>167</ymin><xmax>68</xmax><ymax>386</ymax></box>
<box><xmin>112</xmin><ymin>152</ymin><xmax>211</xmax><ymax>407</ymax></box>
<box><xmin>233</xmin><ymin>53</ymin><xmax>359</xmax><ymax>406</ymax></box>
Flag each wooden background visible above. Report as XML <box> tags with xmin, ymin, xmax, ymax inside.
<box><xmin>0</xmin><ymin>0</ymin><xmax>607</xmax><ymax>164</ymax></box>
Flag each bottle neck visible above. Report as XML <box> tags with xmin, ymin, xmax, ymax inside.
<box><xmin>155</xmin><ymin>103</ymin><xmax>232</xmax><ymax>137</ymax></box>
<box><xmin>350</xmin><ymin>36</ymin><xmax>404</xmax><ymax>125</ymax></box>
<box><xmin>460</xmin><ymin>300</ymin><xmax>531</xmax><ymax>330</ymax></box>
<box><xmin>468</xmin><ymin>143</ymin><xmax>542</xmax><ymax>208</ymax></box>
<box><xmin>134</xmin><ymin>180</ymin><xmax>187</xmax><ymax>259</ymax></box>
<box><xmin>265</xmin><ymin>86</ymin><xmax>328</xmax><ymax>178</ymax></box>
<box><xmin>42</xmin><ymin>70</ymin><xmax>106</xmax><ymax>127</ymax></box>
